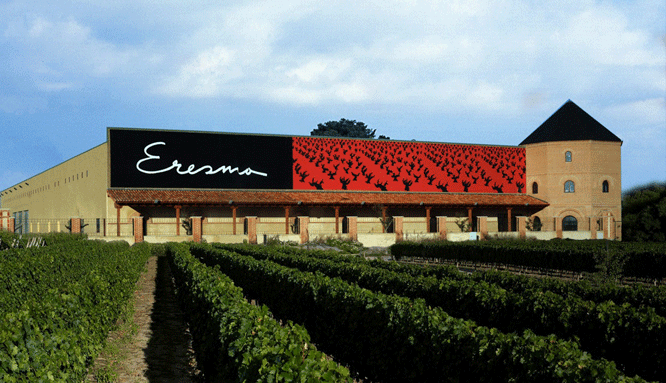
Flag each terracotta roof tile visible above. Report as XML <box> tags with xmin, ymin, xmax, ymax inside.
<box><xmin>108</xmin><ymin>189</ymin><xmax>548</xmax><ymax>209</ymax></box>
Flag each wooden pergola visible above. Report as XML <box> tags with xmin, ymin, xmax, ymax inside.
<box><xmin>108</xmin><ymin>189</ymin><xmax>549</xmax><ymax>236</ymax></box>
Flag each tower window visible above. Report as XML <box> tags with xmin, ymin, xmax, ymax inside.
<box><xmin>564</xmin><ymin>180</ymin><xmax>575</xmax><ymax>193</ymax></box>
<box><xmin>563</xmin><ymin>215</ymin><xmax>578</xmax><ymax>231</ymax></box>
<box><xmin>602</xmin><ymin>180</ymin><xmax>609</xmax><ymax>193</ymax></box>
<box><xmin>532</xmin><ymin>182</ymin><xmax>538</xmax><ymax>194</ymax></box>
<box><xmin>565</xmin><ymin>151</ymin><xmax>572</xmax><ymax>162</ymax></box>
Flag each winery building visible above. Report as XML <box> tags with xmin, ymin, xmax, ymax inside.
<box><xmin>0</xmin><ymin>100</ymin><xmax>622</xmax><ymax>245</ymax></box>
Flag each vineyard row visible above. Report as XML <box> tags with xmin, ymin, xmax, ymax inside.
<box><xmin>182</xmin><ymin>242</ymin><xmax>647</xmax><ymax>382</ymax></box>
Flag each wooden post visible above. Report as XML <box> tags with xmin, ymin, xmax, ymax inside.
<box><xmin>232</xmin><ymin>206</ymin><xmax>238</xmax><ymax>235</ymax></box>
<box><xmin>382</xmin><ymin>206</ymin><xmax>387</xmax><ymax>233</ymax></box>
<box><xmin>507</xmin><ymin>207</ymin><xmax>513</xmax><ymax>232</ymax></box>
<box><xmin>467</xmin><ymin>207</ymin><xmax>474</xmax><ymax>231</ymax></box>
<box><xmin>175</xmin><ymin>205</ymin><xmax>182</xmax><ymax>236</ymax></box>
<box><xmin>115</xmin><ymin>203</ymin><xmax>121</xmax><ymax>237</ymax></box>
<box><xmin>335</xmin><ymin>206</ymin><xmax>340</xmax><ymax>234</ymax></box>
<box><xmin>425</xmin><ymin>206</ymin><xmax>432</xmax><ymax>233</ymax></box>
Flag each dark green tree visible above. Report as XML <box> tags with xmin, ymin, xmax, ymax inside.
<box><xmin>311</xmin><ymin>118</ymin><xmax>386</xmax><ymax>139</ymax></box>
<box><xmin>622</xmin><ymin>182</ymin><xmax>666</xmax><ymax>242</ymax></box>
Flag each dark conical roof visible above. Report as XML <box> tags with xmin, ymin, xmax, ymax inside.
<box><xmin>520</xmin><ymin>100</ymin><xmax>622</xmax><ymax>145</ymax></box>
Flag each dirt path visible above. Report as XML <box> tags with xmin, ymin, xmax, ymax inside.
<box><xmin>88</xmin><ymin>256</ymin><xmax>203</xmax><ymax>382</ymax></box>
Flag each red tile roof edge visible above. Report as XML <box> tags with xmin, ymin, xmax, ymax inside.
<box><xmin>107</xmin><ymin>189</ymin><xmax>548</xmax><ymax>208</ymax></box>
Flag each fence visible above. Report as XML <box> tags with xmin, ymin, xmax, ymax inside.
<box><xmin>105</xmin><ymin>218</ymin><xmax>133</xmax><ymax>237</ymax></box>
<box><xmin>1</xmin><ymin>215</ymin><xmax>618</xmax><ymax>245</ymax></box>
<box><xmin>3</xmin><ymin>218</ymin><xmax>127</xmax><ymax>236</ymax></box>
<box><xmin>24</xmin><ymin>219</ymin><xmax>71</xmax><ymax>234</ymax></box>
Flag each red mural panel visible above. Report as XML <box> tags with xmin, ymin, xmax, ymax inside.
<box><xmin>292</xmin><ymin>137</ymin><xmax>526</xmax><ymax>193</ymax></box>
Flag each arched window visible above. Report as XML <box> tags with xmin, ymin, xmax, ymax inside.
<box><xmin>562</xmin><ymin>216</ymin><xmax>578</xmax><ymax>231</ymax></box>
<box><xmin>565</xmin><ymin>151</ymin><xmax>572</xmax><ymax>162</ymax></box>
<box><xmin>564</xmin><ymin>180</ymin><xmax>575</xmax><ymax>193</ymax></box>
<box><xmin>531</xmin><ymin>216</ymin><xmax>542</xmax><ymax>231</ymax></box>
<box><xmin>602</xmin><ymin>180</ymin><xmax>609</xmax><ymax>193</ymax></box>
<box><xmin>532</xmin><ymin>182</ymin><xmax>538</xmax><ymax>194</ymax></box>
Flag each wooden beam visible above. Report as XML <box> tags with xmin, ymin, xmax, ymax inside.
<box><xmin>115</xmin><ymin>203</ymin><xmax>121</xmax><ymax>237</ymax></box>
<box><xmin>335</xmin><ymin>206</ymin><xmax>340</xmax><ymax>234</ymax></box>
<box><xmin>232</xmin><ymin>206</ymin><xmax>237</xmax><ymax>235</ymax></box>
<box><xmin>175</xmin><ymin>205</ymin><xmax>181</xmax><ymax>236</ymax></box>
<box><xmin>467</xmin><ymin>207</ymin><xmax>474</xmax><ymax>231</ymax></box>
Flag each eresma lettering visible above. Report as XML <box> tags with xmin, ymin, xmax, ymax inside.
<box><xmin>136</xmin><ymin>142</ymin><xmax>268</xmax><ymax>177</ymax></box>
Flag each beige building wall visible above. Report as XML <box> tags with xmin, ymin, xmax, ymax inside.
<box><xmin>0</xmin><ymin>143</ymin><xmax>138</xmax><ymax>231</ymax></box>
<box><xmin>525</xmin><ymin>140</ymin><xmax>621</xmax><ymax>237</ymax></box>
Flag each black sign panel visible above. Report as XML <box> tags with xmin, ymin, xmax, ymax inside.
<box><xmin>109</xmin><ymin>128</ymin><xmax>293</xmax><ymax>189</ymax></box>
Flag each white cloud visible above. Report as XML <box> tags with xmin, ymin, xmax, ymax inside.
<box><xmin>3</xmin><ymin>13</ymin><xmax>146</xmax><ymax>90</ymax></box>
<box><xmin>286</xmin><ymin>58</ymin><xmax>352</xmax><ymax>83</ymax></box>
<box><xmin>269</xmin><ymin>87</ymin><xmax>323</xmax><ymax>105</ymax></box>
<box><xmin>0</xmin><ymin>0</ymin><xmax>663</xmax><ymax>190</ymax></box>
<box><xmin>268</xmin><ymin>79</ymin><xmax>369</xmax><ymax>106</ymax></box>
<box><xmin>1</xmin><ymin>0</ymin><xmax>663</xmax><ymax>115</ymax></box>
<box><xmin>392</xmin><ymin>37</ymin><xmax>449</xmax><ymax>63</ymax></box>
<box><xmin>556</xmin><ymin>7</ymin><xmax>663</xmax><ymax>67</ymax></box>
<box><xmin>158</xmin><ymin>46</ymin><xmax>239</xmax><ymax>98</ymax></box>
<box><xmin>605</xmin><ymin>98</ymin><xmax>666</xmax><ymax>126</ymax></box>
<box><xmin>466</xmin><ymin>82</ymin><xmax>506</xmax><ymax>109</ymax></box>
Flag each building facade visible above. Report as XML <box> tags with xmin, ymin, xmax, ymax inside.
<box><xmin>522</xmin><ymin>100</ymin><xmax>622</xmax><ymax>239</ymax></box>
<box><xmin>0</xmin><ymin>100</ymin><xmax>622</xmax><ymax>244</ymax></box>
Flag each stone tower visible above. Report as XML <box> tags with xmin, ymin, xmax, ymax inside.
<box><xmin>521</xmin><ymin>100</ymin><xmax>622</xmax><ymax>239</ymax></box>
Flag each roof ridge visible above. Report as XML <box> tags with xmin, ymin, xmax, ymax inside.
<box><xmin>520</xmin><ymin>100</ymin><xmax>622</xmax><ymax>145</ymax></box>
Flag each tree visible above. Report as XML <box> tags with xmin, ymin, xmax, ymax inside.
<box><xmin>311</xmin><ymin>118</ymin><xmax>385</xmax><ymax>139</ymax></box>
<box><xmin>622</xmin><ymin>182</ymin><xmax>666</xmax><ymax>242</ymax></box>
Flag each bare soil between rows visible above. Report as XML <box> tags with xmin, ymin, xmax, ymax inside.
<box><xmin>88</xmin><ymin>256</ymin><xmax>203</xmax><ymax>382</ymax></box>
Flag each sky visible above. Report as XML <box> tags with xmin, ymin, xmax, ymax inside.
<box><xmin>1</xmin><ymin>0</ymin><xmax>664</xmax><ymax>195</ymax></box>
